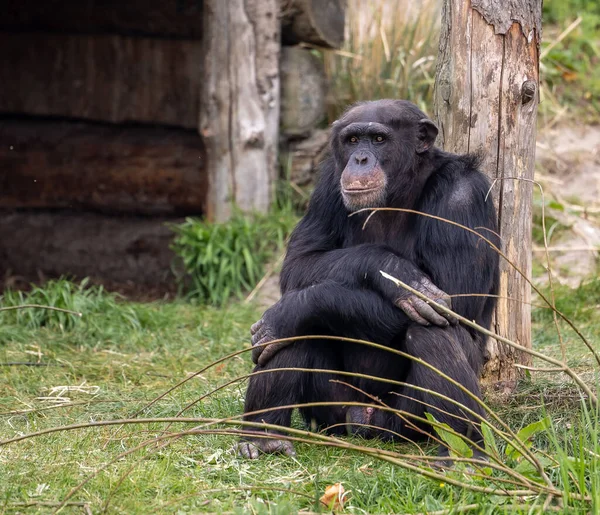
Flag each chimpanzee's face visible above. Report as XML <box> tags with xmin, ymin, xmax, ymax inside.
<box><xmin>331</xmin><ymin>100</ymin><xmax>438</xmax><ymax>212</ymax></box>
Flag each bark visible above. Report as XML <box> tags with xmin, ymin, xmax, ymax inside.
<box><xmin>434</xmin><ymin>0</ymin><xmax>541</xmax><ymax>392</ymax></box>
<box><xmin>0</xmin><ymin>119</ymin><xmax>206</xmax><ymax>215</ymax></box>
<box><xmin>0</xmin><ymin>32</ymin><xmax>202</xmax><ymax>129</ymax></box>
<box><xmin>200</xmin><ymin>0</ymin><xmax>280</xmax><ymax>221</ymax></box>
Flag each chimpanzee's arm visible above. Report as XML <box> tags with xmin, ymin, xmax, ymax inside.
<box><xmin>415</xmin><ymin>158</ymin><xmax>500</xmax><ymax>326</ymax></box>
<box><xmin>251</xmin><ymin>281</ymin><xmax>410</xmax><ymax>365</ymax></box>
<box><xmin>279</xmin><ymin>163</ymin><xmax>450</xmax><ymax>325</ymax></box>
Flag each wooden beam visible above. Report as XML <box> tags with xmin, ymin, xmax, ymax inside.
<box><xmin>0</xmin><ymin>32</ymin><xmax>202</xmax><ymax>128</ymax></box>
<box><xmin>2</xmin><ymin>0</ymin><xmax>345</xmax><ymax>48</ymax></box>
<box><xmin>1</xmin><ymin>0</ymin><xmax>204</xmax><ymax>39</ymax></box>
<box><xmin>200</xmin><ymin>0</ymin><xmax>281</xmax><ymax>221</ymax></box>
<box><xmin>0</xmin><ymin>119</ymin><xmax>206</xmax><ymax>215</ymax></box>
<box><xmin>434</xmin><ymin>0</ymin><xmax>541</xmax><ymax>391</ymax></box>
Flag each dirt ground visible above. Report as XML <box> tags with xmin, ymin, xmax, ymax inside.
<box><xmin>535</xmin><ymin>124</ymin><xmax>600</xmax><ymax>286</ymax></box>
<box><xmin>255</xmin><ymin>123</ymin><xmax>600</xmax><ymax>308</ymax></box>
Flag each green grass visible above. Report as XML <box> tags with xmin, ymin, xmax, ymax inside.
<box><xmin>540</xmin><ymin>0</ymin><xmax>600</xmax><ymax>121</ymax></box>
<box><xmin>532</xmin><ymin>276</ymin><xmax>600</xmax><ymax>368</ymax></box>
<box><xmin>0</xmin><ymin>276</ymin><xmax>599</xmax><ymax>513</ymax></box>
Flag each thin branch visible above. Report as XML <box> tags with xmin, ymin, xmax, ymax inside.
<box><xmin>514</xmin><ymin>364</ymin><xmax>567</xmax><ymax>373</ymax></box>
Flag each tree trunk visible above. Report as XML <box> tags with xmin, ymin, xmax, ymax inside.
<box><xmin>434</xmin><ymin>0</ymin><xmax>541</xmax><ymax>392</ymax></box>
<box><xmin>200</xmin><ymin>0</ymin><xmax>280</xmax><ymax>222</ymax></box>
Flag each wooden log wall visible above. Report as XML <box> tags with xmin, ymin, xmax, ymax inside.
<box><xmin>0</xmin><ymin>0</ymin><xmax>208</xmax><ymax>289</ymax></box>
<box><xmin>1</xmin><ymin>0</ymin><xmax>205</xmax><ymax>38</ymax></box>
<box><xmin>0</xmin><ymin>211</ymin><xmax>177</xmax><ymax>290</ymax></box>
<box><xmin>0</xmin><ymin>0</ymin><xmax>346</xmax><ymax>290</ymax></box>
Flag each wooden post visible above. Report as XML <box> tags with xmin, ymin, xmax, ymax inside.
<box><xmin>200</xmin><ymin>0</ymin><xmax>280</xmax><ymax>222</ymax></box>
<box><xmin>434</xmin><ymin>0</ymin><xmax>541</xmax><ymax>391</ymax></box>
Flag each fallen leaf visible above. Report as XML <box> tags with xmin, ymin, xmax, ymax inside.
<box><xmin>320</xmin><ymin>483</ymin><xmax>349</xmax><ymax>512</ymax></box>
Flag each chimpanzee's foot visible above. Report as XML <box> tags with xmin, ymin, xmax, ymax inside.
<box><xmin>237</xmin><ymin>437</ymin><xmax>296</xmax><ymax>459</ymax></box>
<box><xmin>345</xmin><ymin>405</ymin><xmax>380</xmax><ymax>438</ymax></box>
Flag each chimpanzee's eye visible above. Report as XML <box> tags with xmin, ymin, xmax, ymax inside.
<box><xmin>374</xmin><ymin>135</ymin><xmax>385</xmax><ymax>143</ymax></box>
<box><xmin>349</xmin><ymin>136</ymin><xmax>359</xmax><ymax>144</ymax></box>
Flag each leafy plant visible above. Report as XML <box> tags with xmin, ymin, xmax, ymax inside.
<box><xmin>170</xmin><ymin>209</ymin><xmax>297</xmax><ymax>305</ymax></box>
<box><xmin>543</xmin><ymin>0</ymin><xmax>600</xmax><ymax>25</ymax></box>
<box><xmin>532</xmin><ymin>196</ymin><xmax>568</xmax><ymax>247</ymax></box>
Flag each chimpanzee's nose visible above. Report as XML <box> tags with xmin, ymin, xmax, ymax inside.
<box><xmin>354</xmin><ymin>152</ymin><xmax>369</xmax><ymax>165</ymax></box>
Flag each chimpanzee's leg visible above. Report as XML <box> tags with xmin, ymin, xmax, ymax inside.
<box><xmin>239</xmin><ymin>284</ymin><xmax>408</xmax><ymax>458</ymax></box>
<box><xmin>369</xmin><ymin>325</ymin><xmax>486</xmax><ymax>452</ymax></box>
<box><xmin>239</xmin><ymin>339</ymin><xmax>354</xmax><ymax>458</ymax></box>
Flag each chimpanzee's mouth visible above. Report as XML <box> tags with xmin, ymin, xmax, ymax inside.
<box><xmin>342</xmin><ymin>186</ymin><xmax>381</xmax><ymax>194</ymax></box>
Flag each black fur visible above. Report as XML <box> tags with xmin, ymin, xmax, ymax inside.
<box><xmin>240</xmin><ymin>100</ymin><xmax>500</xmax><ymax>457</ymax></box>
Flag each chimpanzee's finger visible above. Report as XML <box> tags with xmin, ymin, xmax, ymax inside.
<box><xmin>416</xmin><ymin>278</ymin><xmax>452</xmax><ymax>308</ymax></box>
<box><xmin>237</xmin><ymin>442</ymin><xmax>260</xmax><ymax>459</ymax></box>
<box><xmin>251</xmin><ymin>335</ymin><xmax>274</xmax><ymax>364</ymax></box>
<box><xmin>257</xmin><ymin>340</ymin><xmax>293</xmax><ymax>367</ymax></box>
<box><xmin>237</xmin><ymin>439</ymin><xmax>295</xmax><ymax>458</ymax></box>
<box><xmin>412</xmin><ymin>298</ymin><xmax>449</xmax><ymax>327</ymax></box>
<box><xmin>420</xmin><ymin>279</ymin><xmax>453</xmax><ymax>309</ymax></box>
<box><xmin>428</xmin><ymin>297</ymin><xmax>458</xmax><ymax>325</ymax></box>
<box><xmin>250</xmin><ymin>319</ymin><xmax>264</xmax><ymax>335</ymax></box>
<box><xmin>261</xmin><ymin>439</ymin><xmax>296</xmax><ymax>456</ymax></box>
<box><xmin>397</xmin><ymin>298</ymin><xmax>431</xmax><ymax>326</ymax></box>
<box><xmin>251</xmin><ymin>344</ymin><xmax>262</xmax><ymax>364</ymax></box>
<box><xmin>417</xmin><ymin>280</ymin><xmax>457</xmax><ymax>324</ymax></box>
<box><xmin>251</xmin><ymin>324</ymin><xmax>269</xmax><ymax>346</ymax></box>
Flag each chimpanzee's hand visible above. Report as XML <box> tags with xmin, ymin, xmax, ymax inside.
<box><xmin>250</xmin><ymin>301</ymin><xmax>293</xmax><ymax>367</ymax></box>
<box><xmin>394</xmin><ymin>276</ymin><xmax>457</xmax><ymax>327</ymax></box>
<box><xmin>376</xmin><ymin>259</ymin><xmax>457</xmax><ymax>327</ymax></box>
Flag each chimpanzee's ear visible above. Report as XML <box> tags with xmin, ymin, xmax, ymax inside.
<box><xmin>416</xmin><ymin>118</ymin><xmax>438</xmax><ymax>154</ymax></box>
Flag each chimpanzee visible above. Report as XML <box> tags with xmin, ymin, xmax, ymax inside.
<box><xmin>238</xmin><ymin>99</ymin><xmax>500</xmax><ymax>460</ymax></box>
